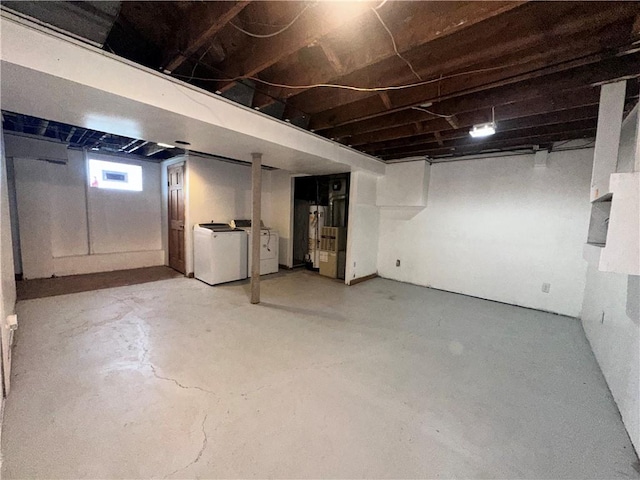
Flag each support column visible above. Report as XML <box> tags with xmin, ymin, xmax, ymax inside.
<box><xmin>250</xmin><ymin>152</ymin><xmax>262</xmax><ymax>304</ymax></box>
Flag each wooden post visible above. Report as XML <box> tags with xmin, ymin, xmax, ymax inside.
<box><xmin>250</xmin><ymin>152</ymin><xmax>262</xmax><ymax>304</ymax></box>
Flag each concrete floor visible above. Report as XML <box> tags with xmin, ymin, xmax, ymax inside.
<box><xmin>2</xmin><ymin>270</ymin><xmax>638</xmax><ymax>478</ymax></box>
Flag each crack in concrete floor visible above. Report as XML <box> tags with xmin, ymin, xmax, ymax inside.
<box><xmin>163</xmin><ymin>414</ymin><xmax>209</xmax><ymax>479</ymax></box>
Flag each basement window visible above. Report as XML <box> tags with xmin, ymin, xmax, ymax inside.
<box><xmin>88</xmin><ymin>159</ymin><xmax>142</xmax><ymax>191</ymax></box>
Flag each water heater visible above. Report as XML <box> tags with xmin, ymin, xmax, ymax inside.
<box><xmin>307</xmin><ymin>205</ymin><xmax>326</xmax><ymax>268</ymax></box>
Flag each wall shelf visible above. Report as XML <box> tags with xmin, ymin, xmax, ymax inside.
<box><xmin>599</xmin><ymin>172</ymin><xmax>640</xmax><ymax>275</ymax></box>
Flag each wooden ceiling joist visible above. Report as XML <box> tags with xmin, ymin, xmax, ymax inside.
<box><xmin>163</xmin><ymin>1</ymin><xmax>249</xmax><ymax>73</ymax></box>
<box><xmin>324</xmin><ymin>86</ymin><xmax>602</xmax><ymax>141</ymax></box>
<box><xmin>102</xmin><ymin>1</ymin><xmax>640</xmax><ymax>160</ymax></box>
<box><xmin>364</xmin><ymin>105</ymin><xmax>600</xmax><ymax>155</ymax></box>
<box><xmin>311</xmin><ymin>50</ymin><xmax>640</xmax><ymax>132</ymax></box>
<box><xmin>215</xmin><ymin>1</ymin><xmax>376</xmax><ymax>93</ymax></box>
<box><xmin>382</xmin><ymin>128</ymin><xmax>597</xmax><ymax>161</ymax></box>
<box><xmin>251</xmin><ymin>1</ymin><xmax>525</xmax><ymax>108</ymax></box>
<box><xmin>371</xmin><ymin>111</ymin><xmax>599</xmax><ymax>157</ymax></box>
<box><xmin>348</xmin><ymin>90</ymin><xmax>605</xmax><ymax>148</ymax></box>
<box><xmin>293</xmin><ymin>2</ymin><xmax>640</xmax><ymax>116</ymax></box>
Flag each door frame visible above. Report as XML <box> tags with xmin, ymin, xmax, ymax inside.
<box><xmin>162</xmin><ymin>158</ymin><xmax>190</xmax><ymax>275</ymax></box>
<box><xmin>167</xmin><ymin>161</ymin><xmax>186</xmax><ymax>274</ymax></box>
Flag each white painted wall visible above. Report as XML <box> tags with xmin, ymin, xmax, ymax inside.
<box><xmin>598</xmin><ymin>172</ymin><xmax>640</xmax><ymax>275</ymax></box>
<box><xmin>9</xmin><ymin>134</ymin><xmax>164</xmax><ymax>278</ymax></box>
<box><xmin>582</xmin><ymin>268</ymin><xmax>639</xmax><ymax>451</ymax></box>
<box><xmin>378</xmin><ymin>149</ymin><xmax>594</xmax><ymax>317</ymax></box>
<box><xmin>4</xmin><ymin>133</ymin><xmax>68</xmax><ymax>161</ymax></box>
<box><xmin>345</xmin><ymin>170</ymin><xmax>380</xmax><ymax>283</ymax></box>
<box><xmin>51</xmin><ymin>150</ymin><xmax>89</xmax><ymax>258</ymax></box>
<box><xmin>581</xmin><ymin>99</ymin><xmax>640</xmax><ymax>453</ymax></box>
<box><xmin>87</xmin><ymin>152</ymin><xmax>162</xmax><ymax>255</ymax></box>
<box><xmin>13</xmin><ymin>156</ymin><xmax>54</xmax><ymax>278</ymax></box>
<box><xmin>5</xmin><ymin>157</ymin><xmax>21</xmax><ymax>275</ymax></box>
<box><xmin>0</xmin><ymin>133</ymin><xmax>17</xmax><ymax>394</ymax></box>
<box><xmin>188</xmin><ymin>154</ymin><xmax>273</xmax><ymax>228</ymax></box>
<box><xmin>270</xmin><ymin>170</ymin><xmax>294</xmax><ymax>267</ymax></box>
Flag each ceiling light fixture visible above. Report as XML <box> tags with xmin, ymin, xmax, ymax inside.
<box><xmin>470</xmin><ymin>106</ymin><xmax>496</xmax><ymax>138</ymax></box>
<box><xmin>469</xmin><ymin>123</ymin><xmax>496</xmax><ymax>138</ymax></box>
<box><xmin>157</xmin><ymin>142</ymin><xmax>175</xmax><ymax>148</ymax></box>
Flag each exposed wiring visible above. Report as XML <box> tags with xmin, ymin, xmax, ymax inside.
<box><xmin>186</xmin><ymin>43</ymin><xmax>216</xmax><ymax>83</ymax></box>
<box><xmin>411</xmin><ymin>106</ymin><xmax>454</xmax><ymax>119</ymax></box>
<box><xmin>374</xmin><ymin>0</ymin><xmax>389</xmax><ymax>10</ymax></box>
<box><xmin>230</xmin><ymin>2</ymin><xmax>314</xmax><ymax>39</ymax></box>
<box><xmin>371</xmin><ymin>7</ymin><xmax>422</xmax><ymax>81</ymax></box>
<box><xmin>553</xmin><ymin>141</ymin><xmax>595</xmax><ymax>152</ymax></box>
<box><xmin>242</xmin><ymin>20</ymin><xmax>290</xmax><ymax>28</ymax></box>
<box><xmin>171</xmin><ymin>57</ymin><xmax>537</xmax><ymax>93</ymax></box>
<box><xmin>265</xmin><ymin>228</ymin><xmax>272</xmax><ymax>252</ymax></box>
<box><xmin>552</xmin><ymin>138</ymin><xmax>595</xmax><ymax>150</ymax></box>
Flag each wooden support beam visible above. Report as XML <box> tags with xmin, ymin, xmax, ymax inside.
<box><xmin>379</xmin><ymin>119</ymin><xmax>598</xmax><ymax>157</ymax></box>
<box><xmin>380</xmin><ymin>122</ymin><xmax>597</xmax><ymax>160</ymax></box>
<box><xmin>433</xmin><ymin>131</ymin><xmax>444</xmax><ymax>147</ymax></box>
<box><xmin>365</xmin><ymin>104</ymin><xmax>601</xmax><ymax>154</ymax></box>
<box><xmin>349</xmin><ymin>89</ymin><xmax>601</xmax><ymax>147</ymax></box>
<box><xmin>632</xmin><ymin>14</ymin><xmax>640</xmax><ymax>42</ymax></box>
<box><xmin>163</xmin><ymin>1</ymin><xmax>250</xmax><ymax>73</ymax></box>
<box><xmin>312</xmin><ymin>50</ymin><xmax>640</xmax><ymax>132</ymax></box>
<box><xmin>251</xmin><ymin>152</ymin><xmax>262</xmax><ymax>304</ymax></box>
<box><xmin>445</xmin><ymin>115</ymin><xmax>460</xmax><ymax>129</ymax></box>
<box><xmin>216</xmin><ymin>2</ymin><xmax>374</xmax><ymax>92</ymax></box>
<box><xmin>296</xmin><ymin>3</ymin><xmax>640</xmax><ymax>116</ymax></box>
<box><xmin>319</xmin><ymin>42</ymin><xmax>346</xmax><ymax>76</ymax></box>
<box><xmin>392</xmin><ymin>127</ymin><xmax>598</xmax><ymax>160</ymax></box>
<box><xmin>252</xmin><ymin>1</ymin><xmax>525</xmax><ymax>107</ymax></box>
<box><xmin>379</xmin><ymin>92</ymin><xmax>393</xmax><ymax>110</ymax></box>
<box><xmin>327</xmin><ymin>86</ymin><xmax>603</xmax><ymax>142</ymax></box>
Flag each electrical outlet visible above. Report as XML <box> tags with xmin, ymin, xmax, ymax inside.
<box><xmin>541</xmin><ymin>283</ymin><xmax>551</xmax><ymax>293</ymax></box>
<box><xmin>396</xmin><ymin>259</ymin><xmax>401</xmax><ymax>267</ymax></box>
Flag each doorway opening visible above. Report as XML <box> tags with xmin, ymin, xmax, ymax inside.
<box><xmin>293</xmin><ymin>173</ymin><xmax>350</xmax><ymax>280</ymax></box>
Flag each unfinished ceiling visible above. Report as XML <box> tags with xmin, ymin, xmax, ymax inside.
<box><xmin>5</xmin><ymin>1</ymin><xmax>640</xmax><ymax>161</ymax></box>
<box><xmin>1</xmin><ymin>111</ymin><xmax>182</xmax><ymax>160</ymax></box>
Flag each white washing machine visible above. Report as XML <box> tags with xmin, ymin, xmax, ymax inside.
<box><xmin>193</xmin><ymin>223</ymin><xmax>248</xmax><ymax>285</ymax></box>
<box><xmin>230</xmin><ymin>220</ymin><xmax>279</xmax><ymax>276</ymax></box>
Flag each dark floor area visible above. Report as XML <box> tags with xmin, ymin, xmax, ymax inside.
<box><xmin>16</xmin><ymin>266</ymin><xmax>182</xmax><ymax>300</ymax></box>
